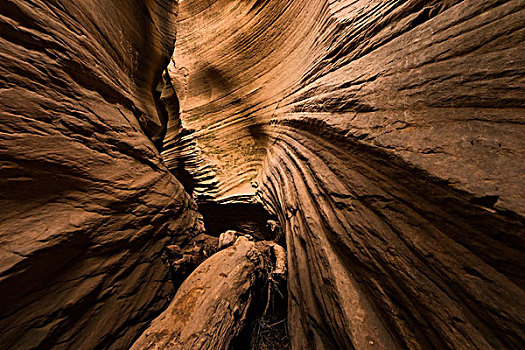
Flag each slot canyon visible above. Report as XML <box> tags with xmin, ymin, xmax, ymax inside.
<box><xmin>0</xmin><ymin>0</ymin><xmax>524</xmax><ymax>349</ymax></box>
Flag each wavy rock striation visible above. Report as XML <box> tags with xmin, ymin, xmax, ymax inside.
<box><xmin>0</xmin><ymin>1</ymin><xmax>202</xmax><ymax>349</ymax></box>
<box><xmin>164</xmin><ymin>0</ymin><xmax>525</xmax><ymax>348</ymax></box>
<box><xmin>259</xmin><ymin>119</ymin><xmax>525</xmax><ymax>348</ymax></box>
<box><xmin>1</xmin><ymin>0</ymin><xmax>524</xmax><ymax>349</ymax></box>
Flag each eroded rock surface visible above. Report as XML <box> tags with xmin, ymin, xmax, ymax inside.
<box><xmin>163</xmin><ymin>0</ymin><xmax>525</xmax><ymax>348</ymax></box>
<box><xmin>0</xmin><ymin>1</ymin><xmax>201</xmax><ymax>349</ymax></box>
<box><xmin>259</xmin><ymin>121</ymin><xmax>525</xmax><ymax>348</ymax></box>
<box><xmin>1</xmin><ymin>0</ymin><xmax>524</xmax><ymax>349</ymax></box>
<box><xmin>167</xmin><ymin>0</ymin><xmax>524</xmax><ymax>212</ymax></box>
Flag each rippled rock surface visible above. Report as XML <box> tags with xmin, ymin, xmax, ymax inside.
<box><xmin>165</xmin><ymin>0</ymin><xmax>525</xmax><ymax>348</ymax></box>
<box><xmin>1</xmin><ymin>0</ymin><xmax>524</xmax><ymax>349</ymax></box>
<box><xmin>0</xmin><ymin>1</ymin><xmax>202</xmax><ymax>349</ymax></box>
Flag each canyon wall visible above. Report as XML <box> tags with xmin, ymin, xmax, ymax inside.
<box><xmin>167</xmin><ymin>0</ymin><xmax>525</xmax><ymax>348</ymax></box>
<box><xmin>1</xmin><ymin>0</ymin><xmax>524</xmax><ymax>349</ymax></box>
<box><xmin>0</xmin><ymin>1</ymin><xmax>201</xmax><ymax>349</ymax></box>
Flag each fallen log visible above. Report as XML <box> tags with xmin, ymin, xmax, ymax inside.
<box><xmin>131</xmin><ymin>237</ymin><xmax>285</xmax><ymax>350</ymax></box>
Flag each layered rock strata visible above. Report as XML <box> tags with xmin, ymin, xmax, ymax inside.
<box><xmin>1</xmin><ymin>0</ymin><xmax>524</xmax><ymax>349</ymax></box>
<box><xmin>259</xmin><ymin>119</ymin><xmax>525</xmax><ymax>348</ymax></box>
<box><xmin>0</xmin><ymin>1</ymin><xmax>201</xmax><ymax>349</ymax></box>
<box><xmin>164</xmin><ymin>0</ymin><xmax>525</xmax><ymax>348</ymax></box>
<box><xmin>167</xmin><ymin>0</ymin><xmax>524</xmax><ymax>212</ymax></box>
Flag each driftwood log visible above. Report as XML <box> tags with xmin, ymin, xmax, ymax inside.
<box><xmin>131</xmin><ymin>237</ymin><xmax>285</xmax><ymax>349</ymax></box>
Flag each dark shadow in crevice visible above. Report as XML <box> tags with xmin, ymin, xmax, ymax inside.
<box><xmin>151</xmin><ymin>78</ymin><xmax>169</xmax><ymax>152</ymax></box>
<box><xmin>231</xmin><ymin>273</ymin><xmax>289</xmax><ymax>350</ymax></box>
<box><xmin>173</xmin><ymin>166</ymin><xmax>196</xmax><ymax>196</ymax></box>
<box><xmin>198</xmin><ymin>201</ymin><xmax>279</xmax><ymax>241</ymax></box>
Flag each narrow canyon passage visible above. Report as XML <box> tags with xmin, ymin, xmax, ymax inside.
<box><xmin>0</xmin><ymin>0</ymin><xmax>524</xmax><ymax>349</ymax></box>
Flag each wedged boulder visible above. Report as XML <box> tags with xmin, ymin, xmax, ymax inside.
<box><xmin>218</xmin><ymin>230</ymin><xmax>238</xmax><ymax>249</ymax></box>
<box><xmin>131</xmin><ymin>237</ymin><xmax>286</xmax><ymax>350</ymax></box>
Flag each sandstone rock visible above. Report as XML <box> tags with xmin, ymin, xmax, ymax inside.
<box><xmin>162</xmin><ymin>0</ymin><xmax>525</xmax><ymax>348</ymax></box>
<box><xmin>1</xmin><ymin>0</ymin><xmax>524</xmax><ymax>349</ymax></box>
<box><xmin>268</xmin><ymin>242</ymin><xmax>286</xmax><ymax>279</ymax></box>
<box><xmin>218</xmin><ymin>230</ymin><xmax>238</xmax><ymax>249</ymax></box>
<box><xmin>259</xmin><ymin>123</ymin><xmax>525</xmax><ymax>349</ymax></box>
<box><xmin>0</xmin><ymin>1</ymin><xmax>201</xmax><ymax>349</ymax></box>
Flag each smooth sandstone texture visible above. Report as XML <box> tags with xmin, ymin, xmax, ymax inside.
<box><xmin>164</xmin><ymin>0</ymin><xmax>525</xmax><ymax>349</ymax></box>
<box><xmin>0</xmin><ymin>1</ymin><xmax>201</xmax><ymax>349</ymax></box>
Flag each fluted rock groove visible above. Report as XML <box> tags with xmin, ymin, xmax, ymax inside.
<box><xmin>1</xmin><ymin>0</ymin><xmax>524</xmax><ymax>349</ymax></box>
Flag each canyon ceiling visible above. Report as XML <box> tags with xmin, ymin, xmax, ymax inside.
<box><xmin>0</xmin><ymin>0</ymin><xmax>524</xmax><ymax>349</ymax></box>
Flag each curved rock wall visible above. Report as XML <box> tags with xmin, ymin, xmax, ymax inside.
<box><xmin>1</xmin><ymin>0</ymin><xmax>524</xmax><ymax>349</ymax></box>
<box><xmin>259</xmin><ymin>119</ymin><xmax>525</xmax><ymax>348</ymax></box>
<box><xmin>167</xmin><ymin>0</ymin><xmax>525</xmax><ymax>348</ymax></box>
<box><xmin>0</xmin><ymin>1</ymin><xmax>201</xmax><ymax>349</ymax></box>
<box><xmin>169</xmin><ymin>0</ymin><xmax>524</xmax><ymax>211</ymax></box>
